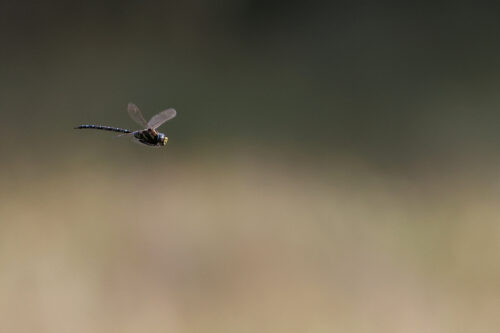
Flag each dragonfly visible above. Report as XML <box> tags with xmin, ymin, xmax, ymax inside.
<box><xmin>75</xmin><ymin>103</ymin><xmax>177</xmax><ymax>147</ymax></box>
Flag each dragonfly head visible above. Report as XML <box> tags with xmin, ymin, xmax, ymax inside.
<box><xmin>157</xmin><ymin>133</ymin><xmax>168</xmax><ymax>146</ymax></box>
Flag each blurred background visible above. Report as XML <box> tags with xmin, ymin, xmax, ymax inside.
<box><xmin>1</xmin><ymin>1</ymin><xmax>500</xmax><ymax>332</ymax></box>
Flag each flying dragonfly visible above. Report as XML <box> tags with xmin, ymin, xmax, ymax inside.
<box><xmin>75</xmin><ymin>103</ymin><xmax>177</xmax><ymax>147</ymax></box>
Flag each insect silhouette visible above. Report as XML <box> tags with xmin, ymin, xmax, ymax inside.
<box><xmin>75</xmin><ymin>103</ymin><xmax>177</xmax><ymax>147</ymax></box>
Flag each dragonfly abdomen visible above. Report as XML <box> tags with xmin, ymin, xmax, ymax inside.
<box><xmin>74</xmin><ymin>125</ymin><xmax>132</xmax><ymax>134</ymax></box>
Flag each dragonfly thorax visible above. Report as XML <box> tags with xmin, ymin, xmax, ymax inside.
<box><xmin>133</xmin><ymin>129</ymin><xmax>168</xmax><ymax>146</ymax></box>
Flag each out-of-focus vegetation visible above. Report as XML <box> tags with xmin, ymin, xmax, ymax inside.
<box><xmin>1</xmin><ymin>152</ymin><xmax>500</xmax><ymax>332</ymax></box>
<box><xmin>1</xmin><ymin>1</ymin><xmax>500</xmax><ymax>332</ymax></box>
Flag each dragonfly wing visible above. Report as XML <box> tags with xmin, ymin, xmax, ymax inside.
<box><xmin>128</xmin><ymin>103</ymin><xmax>148</xmax><ymax>128</ymax></box>
<box><xmin>147</xmin><ymin>108</ymin><xmax>177</xmax><ymax>129</ymax></box>
<box><xmin>114</xmin><ymin>132</ymin><xmax>133</xmax><ymax>138</ymax></box>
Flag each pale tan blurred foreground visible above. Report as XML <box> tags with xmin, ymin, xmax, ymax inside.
<box><xmin>0</xmin><ymin>150</ymin><xmax>499</xmax><ymax>333</ymax></box>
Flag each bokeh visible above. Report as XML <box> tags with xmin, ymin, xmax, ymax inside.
<box><xmin>1</xmin><ymin>1</ymin><xmax>499</xmax><ymax>332</ymax></box>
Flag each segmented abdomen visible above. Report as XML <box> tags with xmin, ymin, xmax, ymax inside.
<box><xmin>74</xmin><ymin>125</ymin><xmax>132</xmax><ymax>134</ymax></box>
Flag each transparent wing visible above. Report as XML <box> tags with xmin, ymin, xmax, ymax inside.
<box><xmin>147</xmin><ymin>108</ymin><xmax>177</xmax><ymax>129</ymax></box>
<box><xmin>114</xmin><ymin>132</ymin><xmax>134</xmax><ymax>138</ymax></box>
<box><xmin>128</xmin><ymin>103</ymin><xmax>148</xmax><ymax>128</ymax></box>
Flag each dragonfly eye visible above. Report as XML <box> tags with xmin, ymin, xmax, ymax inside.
<box><xmin>158</xmin><ymin>133</ymin><xmax>168</xmax><ymax>146</ymax></box>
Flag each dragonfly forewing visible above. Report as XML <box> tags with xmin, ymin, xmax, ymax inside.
<box><xmin>147</xmin><ymin>108</ymin><xmax>177</xmax><ymax>129</ymax></box>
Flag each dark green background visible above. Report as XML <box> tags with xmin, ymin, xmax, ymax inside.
<box><xmin>3</xmin><ymin>1</ymin><xmax>500</xmax><ymax>165</ymax></box>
